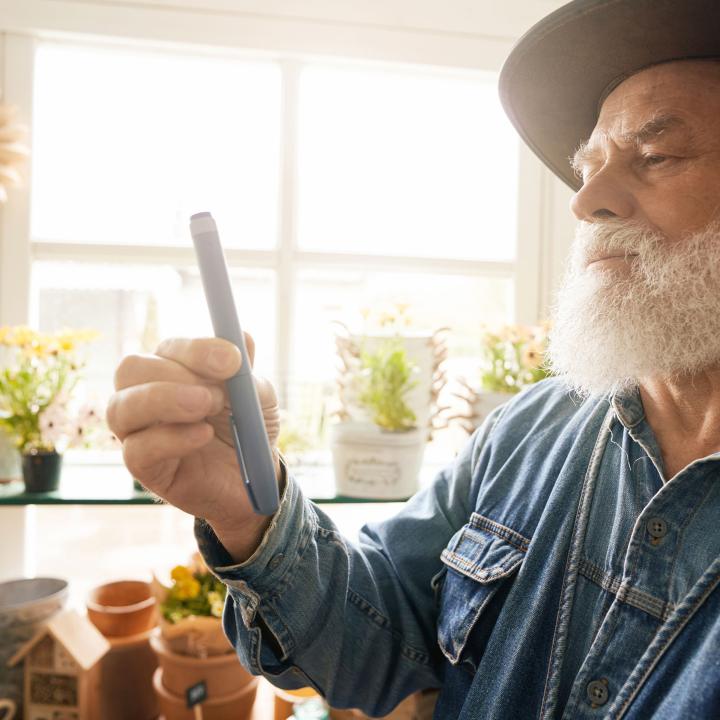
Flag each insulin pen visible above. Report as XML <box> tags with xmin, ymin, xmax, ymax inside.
<box><xmin>189</xmin><ymin>212</ymin><xmax>280</xmax><ymax>516</ymax></box>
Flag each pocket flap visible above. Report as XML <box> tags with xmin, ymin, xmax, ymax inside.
<box><xmin>440</xmin><ymin>512</ymin><xmax>527</xmax><ymax>583</ymax></box>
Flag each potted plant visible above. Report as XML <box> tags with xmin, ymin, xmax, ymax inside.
<box><xmin>0</xmin><ymin>325</ymin><xmax>109</xmax><ymax>492</ymax></box>
<box><xmin>449</xmin><ymin>323</ymin><xmax>552</xmax><ymax>434</ymax></box>
<box><xmin>331</xmin><ymin>334</ymin><xmax>430</xmax><ymax>500</ymax></box>
<box><xmin>333</xmin><ymin>304</ymin><xmax>449</xmax><ymax>433</ymax></box>
<box><xmin>150</xmin><ymin>553</ymin><xmax>257</xmax><ymax>720</ymax></box>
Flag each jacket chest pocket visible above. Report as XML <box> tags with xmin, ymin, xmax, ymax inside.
<box><xmin>436</xmin><ymin>512</ymin><xmax>528</xmax><ymax>673</ymax></box>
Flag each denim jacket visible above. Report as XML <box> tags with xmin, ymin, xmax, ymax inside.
<box><xmin>195</xmin><ymin>377</ymin><xmax>720</xmax><ymax>719</ymax></box>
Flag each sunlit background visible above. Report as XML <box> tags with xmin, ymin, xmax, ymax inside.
<box><xmin>29</xmin><ymin>40</ymin><xmax>518</xmax><ymax>465</ymax></box>
<box><xmin>0</xmin><ymin>0</ymin><xmax>577</xmax><ymax>610</ymax></box>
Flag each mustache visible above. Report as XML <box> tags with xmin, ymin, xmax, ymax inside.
<box><xmin>572</xmin><ymin>220</ymin><xmax>663</xmax><ymax>268</ymax></box>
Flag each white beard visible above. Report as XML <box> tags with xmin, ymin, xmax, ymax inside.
<box><xmin>548</xmin><ymin>218</ymin><xmax>720</xmax><ymax>397</ymax></box>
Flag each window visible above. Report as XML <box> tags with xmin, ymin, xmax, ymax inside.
<box><xmin>32</xmin><ymin>43</ymin><xmax>281</xmax><ymax>248</ymax></box>
<box><xmin>296</xmin><ymin>64</ymin><xmax>518</xmax><ymax>261</ymax></box>
<box><xmin>25</xmin><ymin>38</ymin><xmax>523</xmax><ymax>465</ymax></box>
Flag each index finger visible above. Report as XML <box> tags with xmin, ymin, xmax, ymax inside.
<box><xmin>154</xmin><ymin>334</ymin><xmax>253</xmax><ymax>381</ymax></box>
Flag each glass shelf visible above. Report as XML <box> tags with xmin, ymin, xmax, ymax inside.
<box><xmin>0</xmin><ymin>459</ymin><xmax>446</xmax><ymax>506</ymax></box>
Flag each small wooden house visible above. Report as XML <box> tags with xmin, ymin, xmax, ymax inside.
<box><xmin>7</xmin><ymin>609</ymin><xmax>110</xmax><ymax>720</ymax></box>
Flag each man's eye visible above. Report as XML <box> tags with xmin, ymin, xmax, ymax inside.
<box><xmin>641</xmin><ymin>154</ymin><xmax>668</xmax><ymax>167</ymax></box>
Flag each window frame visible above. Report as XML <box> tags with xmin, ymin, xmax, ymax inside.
<box><xmin>0</xmin><ymin>30</ymin><xmax>546</xmax><ymax>411</ymax></box>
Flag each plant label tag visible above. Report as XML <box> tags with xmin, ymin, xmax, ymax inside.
<box><xmin>186</xmin><ymin>681</ymin><xmax>208</xmax><ymax>708</ymax></box>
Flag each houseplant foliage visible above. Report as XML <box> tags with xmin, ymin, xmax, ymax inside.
<box><xmin>333</xmin><ymin>302</ymin><xmax>449</xmax><ymax>436</ymax></box>
<box><xmin>358</xmin><ymin>338</ymin><xmax>419</xmax><ymax>432</ymax></box>
<box><xmin>0</xmin><ymin>326</ymin><xmax>106</xmax><ymax>491</ymax></box>
<box><xmin>449</xmin><ymin>322</ymin><xmax>552</xmax><ymax>436</ymax></box>
<box><xmin>160</xmin><ymin>564</ymin><xmax>226</xmax><ymax>625</ymax></box>
<box><xmin>478</xmin><ymin>322</ymin><xmax>552</xmax><ymax>393</ymax></box>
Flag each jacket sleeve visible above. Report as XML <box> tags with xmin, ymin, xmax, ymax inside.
<box><xmin>194</xmin><ymin>413</ymin><xmax>501</xmax><ymax>717</ymax></box>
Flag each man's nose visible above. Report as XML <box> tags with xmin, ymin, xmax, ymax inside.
<box><xmin>569</xmin><ymin>164</ymin><xmax>635</xmax><ymax>222</ymax></box>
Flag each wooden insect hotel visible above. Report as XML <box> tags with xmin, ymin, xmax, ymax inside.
<box><xmin>7</xmin><ymin>609</ymin><xmax>110</xmax><ymax>720</ymax></box>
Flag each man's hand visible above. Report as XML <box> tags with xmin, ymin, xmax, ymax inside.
<box><xmin>106</xmin><ymin>333</ymin><xmax>282</xmax><ymax>561</ymax></box>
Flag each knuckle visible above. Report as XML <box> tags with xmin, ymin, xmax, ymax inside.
<box><xmin>139</xmin><ymin>382</ymin><xmax>175</xmax><ymax>426</ymax></box>
<box><xmin>113</xmin><ymin>354</ymin><xmax>144</xmax><ymax>390</ymax></box>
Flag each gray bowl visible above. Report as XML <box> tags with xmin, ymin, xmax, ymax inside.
<box><xmin>0</xmin><ymin>577</ymin><xmax>69</xmax><ymax>632</ymax></box>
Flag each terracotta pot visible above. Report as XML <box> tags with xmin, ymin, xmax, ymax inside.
<box><xmin>272</xmin><ymin>685</ymin><xmax>320</xmax><ymax>720</ymax></box>
<box><xmin>100</xmin><ymin>628</ymin><xmax>158</xmax><ymax>720</ymax></box>
<box><xmin>87</xmin><ymin>580</ymin><xmax>157</xmax><ymax>637</ymax></box>
<box><xmin>157</xmin><ymin>614</ymin><xmax>232</xmax><ymax>657</ymax></box>
<box><xmin>153</xmin><ymin>667</ymin><xmax>258</xmax><ymax>720</ymax></box>
<box><xmin>150</xmin><ymin>631</ymin><xmax>253</xmax><ymax>698</ymax></box>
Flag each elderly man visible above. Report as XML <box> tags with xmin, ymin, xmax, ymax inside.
<box><xmin>106</xmin><ymin>0</ymin><xmax>720</xmax><ymax>717</ymax></box>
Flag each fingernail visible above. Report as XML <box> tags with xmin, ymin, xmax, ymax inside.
<box><xmin>177</xmin><ymin>385</ymin><xmax>209</xmax><ymax>411</ymax></box>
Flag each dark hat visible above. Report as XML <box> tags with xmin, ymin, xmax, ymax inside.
<box><xmin>498</xmin><ymin>0</ymin><xmax>720</xmax><ymax>191</ymax></box>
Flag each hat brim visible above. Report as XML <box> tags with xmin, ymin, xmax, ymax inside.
<box><xmin>498</xmin><ymin>0</ymin><xmax>720</xmax><ymax>191</ymax></box>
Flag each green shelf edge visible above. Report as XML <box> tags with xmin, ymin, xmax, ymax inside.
<box><xmin>0</xmin><ymin>479</ymin><xmax>408</xmax><ymax>506</ymax></box>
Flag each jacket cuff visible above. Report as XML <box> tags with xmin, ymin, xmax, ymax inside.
<box><xmin>194</xmin><ymin>457</ymin><xmax>314</xmax><ymax>595</ymax></box>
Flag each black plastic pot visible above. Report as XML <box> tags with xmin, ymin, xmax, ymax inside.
<box><xmin>21</xmin><ymin>450</ymin><xmax>62</xmax><ymax>493</ymax></box>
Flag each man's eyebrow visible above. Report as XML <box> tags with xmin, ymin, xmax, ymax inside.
<box><xmin>624</xmin><ymin>114</ymin><xmax>692</xmax><ymax>145</ymax></box>
<box><xmin>570</xmin><ymin>114</ymin><xmax>694</xmax><ymax>177</ymax></box>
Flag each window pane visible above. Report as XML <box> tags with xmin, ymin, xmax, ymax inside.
<box><xmin>31</xmin><ymin>43</ymin><xmax>281</xmax><ymax>248</ymax></box>
<box><xmin>31</xmin><ymin>262</ymin><xmax>276</xmax><ymax>410</ymax></box>
<box><xmin>297</xmin><ymin>65</ymin><xmax>518</xmax><ymax>261</ymax></box>
<box><xmin>285</xmin><ymin>268</ymin><xmax>513</xmax><ymax>456</ymax></box>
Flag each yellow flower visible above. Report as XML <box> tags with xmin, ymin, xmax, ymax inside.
<box><xmin>8</xmin><ymin>326</ymin><xmax>36</xmax><ymax>348</ymax></box>
<box><xmin>171</xmin><ymin>565</ymin><xmax>192</xmax><ymax>583</ymax></box>
<box><xmin>174</xmin><ymin>578</ymin><xmax>201</xmax><ymax>600</ymax></box>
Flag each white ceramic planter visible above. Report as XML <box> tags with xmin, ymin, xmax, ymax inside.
<box><xmin>330</xmin><ymin>422</ymin><xmax>426</xmax><ymax>500</ymax></box>
<box><xmin>0</xmin><ymin>430</ymin><xmax>20</xmax><ymax>483</ymax></box>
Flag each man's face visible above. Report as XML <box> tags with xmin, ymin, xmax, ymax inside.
<box><xmin>570</xmin><ymin>60</ymin><xmax>720</xmax><ymax>252</ymax></box>
<box><xmin>547</xmin><ymin>60</ymin><xmax>720</xmax><ymax>396</ymax></box>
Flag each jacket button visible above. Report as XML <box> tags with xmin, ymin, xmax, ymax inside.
<box><xmin>268</xmin><ymin>553</ymin><xmax>285</xmax><ymax>570</ymax></box>
<box><xmin>586</xmin><ymin>678</ymin><xmax>609</xmax><ymax>706</ymax></box>
<box><xmin>646</xmin><ymin>517</ymin><xmax>668</xmax><ymax>541</ymax></box>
